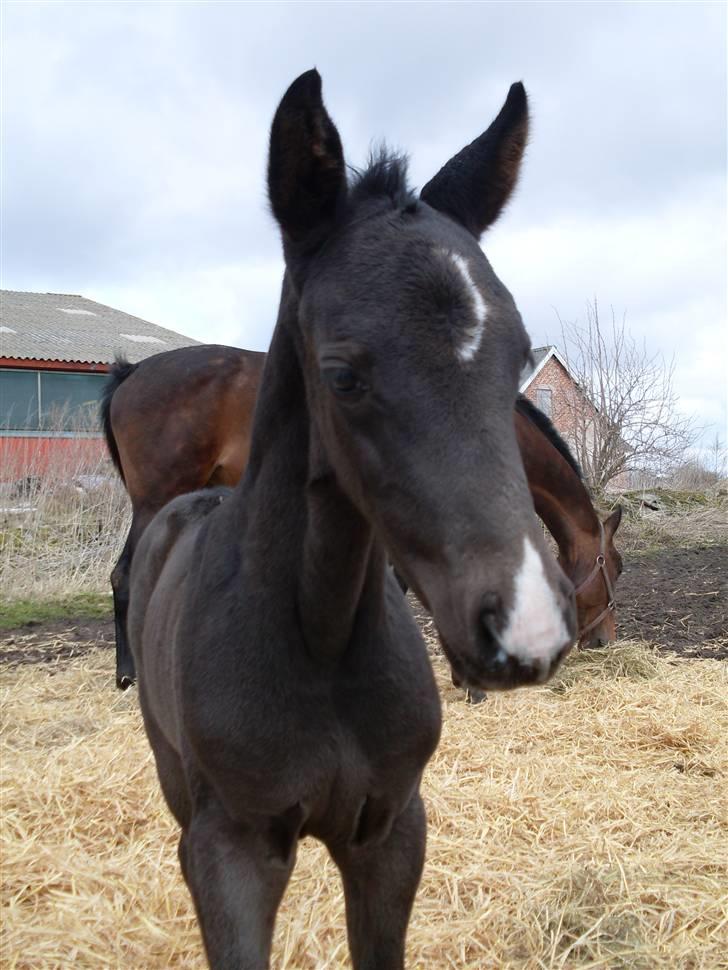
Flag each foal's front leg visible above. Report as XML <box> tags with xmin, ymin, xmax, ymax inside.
<box><xmin>181</xmin><ymin>799</ymin><xmax>298</xmax><ymax>970</ymax></box>
<box><xmin>331</xmin><ymin>792</ymin><xmax>427</xmax><ymax>970</ymax></box>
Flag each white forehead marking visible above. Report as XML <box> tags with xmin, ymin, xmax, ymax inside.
<box><xmin>443</xmin><ymin>251</ymin><xmax>488</xmax><ymax>363</ymax></box>
<box><xmin>500</xmin><ymin>536</ymin><xmax>571</xmax><ymax>668</ymax></box>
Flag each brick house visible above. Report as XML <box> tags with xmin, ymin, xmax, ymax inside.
<box><xmin>519</xmin><ymin>345</ymin><xmax>596</xmax><ymax>452</ymax></box>
<box><xmin>520</xmin><ymin>345</ymin><xmax>634</xmax><ymax>490</ymax></box>
<box><xmin>0</xmin><ymin>290</ymin><xmax>198</xmax><ymax>480</ymax></box>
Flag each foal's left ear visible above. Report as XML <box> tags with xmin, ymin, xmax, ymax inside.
<box><xmin>268</xmin><ymin>69</ymin><xmax>347</xmax><ymax>249</ymax></box>
<box><xmin>420</xmin><ymin>82</ymin><xmax>529</xmax><ymax>238</ymax></box>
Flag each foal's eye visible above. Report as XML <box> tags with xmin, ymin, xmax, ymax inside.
<box><xmin>323</xmin><ymin>365</ymin><xmax>367</xmax><ymax>399</ymax></box>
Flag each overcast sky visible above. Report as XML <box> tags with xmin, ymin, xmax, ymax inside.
<box><xmin>2</xmin><ymin>1</ymin><xmax>726</xmax><ymax>449</ymax></box>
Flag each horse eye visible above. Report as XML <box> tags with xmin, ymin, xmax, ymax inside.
<box><xmin>324</xmin><ymin>365</ymin><xmax>365</xmax><ymax>398</ymax></box>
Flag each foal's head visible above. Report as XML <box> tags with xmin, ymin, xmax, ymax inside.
<box><xmin>267</xmin><ymin>70</ymin><xmax>576</xmax><ymax>690</ymax></box>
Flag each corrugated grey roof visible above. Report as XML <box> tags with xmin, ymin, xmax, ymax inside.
<box><xmin>0</xmin><ymin>290</ymin><xmax>200</xmax><ymax>365</ymax></box>
<box><xmin>519</xmin><ymin>346</ymin><xmax>551</xmax><ymax>389</ymax></box>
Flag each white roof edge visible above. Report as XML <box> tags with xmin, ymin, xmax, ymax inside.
<box><xmin>519</xmin><ymin>345</ymin><xmax>573</xmax><ymax>392</ymax></box>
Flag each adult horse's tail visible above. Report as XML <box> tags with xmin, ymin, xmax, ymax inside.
<box><xmin>100</xmin><ymin>358</ymin><xmax>138</xmax><ymax>484</ymax></box>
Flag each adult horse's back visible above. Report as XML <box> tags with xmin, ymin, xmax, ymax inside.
<box><xmin>129</xmin><ymin>71</ymin><xmax>576</xmax><ymax>968</ymax></box>
<box><xmin>101</xmin><ymin>344</ymin><xmax>263</xmax><ymax>686</ymax></box>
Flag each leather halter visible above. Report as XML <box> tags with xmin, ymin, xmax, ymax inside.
<box><xmin>573</xmin><ymin>521</ymin><xmax>616</xmax><ymax>639</ymax></box>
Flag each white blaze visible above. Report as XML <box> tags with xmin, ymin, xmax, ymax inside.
<box><xmin>446</xmin><ymin>251</ymin><xmax>488</xmax><ymax>362</ymax></box>
<box><xmin>501</xmin><ymin>536</ymin><xmax>571</xmax><ymax>667</ymax></box>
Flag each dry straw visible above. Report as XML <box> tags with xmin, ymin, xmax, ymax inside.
<box><xmin>2</xmin><ymin>635</ymin><xmax>726</xmax><ymax>969</ymax></box>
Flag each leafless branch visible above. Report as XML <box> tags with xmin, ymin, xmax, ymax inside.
<box><xmin>555</xmin><ymin>300</ymin><xmax>700</xmax><ymax>491</ymax></box>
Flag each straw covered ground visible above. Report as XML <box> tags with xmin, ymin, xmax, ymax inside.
<box><xmin>2</xmin><ymin>630</ymin><xmax>726</xmax><ymax>969</ymax></box>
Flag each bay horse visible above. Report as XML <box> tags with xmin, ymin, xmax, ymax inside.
<box><xmin>126</xmin><ymin>71</ymin><xmax>575</xmax><ymax>969</ymax></box>
<box><xmin>103</xmin><ymin>352</ymin><xmax>620</xmax><ymax>690</ymax></box>
<box><xmin>515</xmin><ymin>397</ymin><xmax>622</xmax><ymax>645</ymax></box>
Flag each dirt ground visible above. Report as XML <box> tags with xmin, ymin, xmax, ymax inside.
<box><xmin>616</xmin><ymin>543</ymin><xmax>727</xmax><ymax>659</ymax></box>
<box><xmin>1</xmin><ymin>542</ymin><xmax>726</xmax><ymax>667</ymax></box>
<box><xmin>0</xmin><ymin>617</ymin><xmax>114</xmax><ymax>667</ymax></box>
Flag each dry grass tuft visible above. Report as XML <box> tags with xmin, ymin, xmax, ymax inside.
<box><xmin>613</xmin><ymin>490</ymin><xmax>728</xmax><ymax>554</ymax></box>
<box><xmin>0</xmin><ymin>436</ymin><xmax>130</xmax><ymax>601</ymax></box>
<box><xmin>1</xmin><ymin>638</ymin><xmax>726</xmax><ymax>969</ymax></box>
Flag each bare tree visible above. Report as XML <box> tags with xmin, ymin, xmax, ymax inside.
<box><xmin>707</xmin><ymin>432</ymin><xmax>727</xmax><ymax>480</ymax></box>
<box><xmin>667</xmin><ymin>456</ymin><xmax>720</xmax><ymax>491</ymax></box>
<box><xmin>555</xmin><ymin>299</ymin><xmax>699</xmax><ymax>492</ymax></box>
<box><xmin>654</xmin><ymin>434</ymin><xmax>726</xmax><ymax>491</ymax></box>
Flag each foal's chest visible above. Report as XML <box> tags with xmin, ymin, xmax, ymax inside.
<box><xmin>184</xmin><ymin>626</ymin><xmax>441</xmax><ymax>835</ymax></box>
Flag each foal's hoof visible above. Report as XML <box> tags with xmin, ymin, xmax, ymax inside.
<box><xmin>466</xmin><ymin>688</ymin><xmax>487</xmax><ymax>705</ymax></box>
<box><xmin>116</xmin><ymin>673</ymin><xmax>136</xmax><ymax>691</ymax></box>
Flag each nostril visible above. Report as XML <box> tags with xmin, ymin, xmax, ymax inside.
<box><xmin>480</xmin><ymin>593</ymin><xmax>503</xmax><ymax>645</ymax></box>
<box><xmin>480</xmin><ymin>610</ymin><xmax>499</xmax><ymax>642</ymax></box>
<box><xmin>479</xmin><ymin>596</ymin><xmax>507</xmax><ymax>665</ymax></box>
<box><xmin>480</xmin><ymin>591</ymin><xmax>501</xmax><ymax>616</ymax></box>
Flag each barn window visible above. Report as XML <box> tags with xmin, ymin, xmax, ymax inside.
<box><xmin>0</xmin><ymin>369</ymin><xmax>107</xmax><ymax>432</ymax></box>
<box><xmin>536</xmin><ymin>387</ymin><xmax>553</xmax><ymax>418</ymax></box>
<box><xmin>40</xmin><ymin>372</ymin><xmax>106</xmax><ymax>430</ymax></box>
<box><xmin>0</xmin><ymin>370</ymin><xmax>39</xmax><ymax>430</ymax></box>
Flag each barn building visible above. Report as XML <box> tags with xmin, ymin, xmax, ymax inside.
<box><xmin>0</xmin><ymin>290</ymin><xmax>198</xmax><ymax>480</ymax></box>
<box><xmin>1</xmin><ymin>296</ymin><xmax>596</xmax><ymax>485</ymax></box>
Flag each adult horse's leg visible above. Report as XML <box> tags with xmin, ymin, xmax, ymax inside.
<box><xmin>112</xmin><ymin>508</ymin><xmax>156</xmax><ymax>689</ymax></box>
<box><xmin>330</xmin><ymin>792</ymin><xmax>427</xmax><ymax>970</ymax></box>
<box><xmin>181</xmin><ymin>797</ymin><xmax>297</xmax><ymax>970</ymax></box>
<box><xmin>111</xmin><ymin>527</ymin><xmax>136</xmax><ymax>690</ymax></box>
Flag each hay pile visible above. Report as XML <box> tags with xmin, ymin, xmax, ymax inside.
<box><xmin>2</xmin><ymin>641</ymin><xmax>726</xmax><ymax>969</ymax></box>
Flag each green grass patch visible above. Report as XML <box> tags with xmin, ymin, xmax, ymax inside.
<box><xmin>0</xmin><ymin>591</ymin><xmax>113</xmax><ymax>631</ymax></box>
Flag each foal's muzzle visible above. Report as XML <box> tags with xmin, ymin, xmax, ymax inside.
<box><xmin>475</xmin><ymin>602</ymin><xmax>571</xmax><ymax>689</ymax></box>
<box><xmin>445</xmin><ymin>562</ymin><xmax>575</xmax><ymax>691</ymax></box>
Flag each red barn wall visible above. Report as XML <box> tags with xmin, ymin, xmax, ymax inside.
<box><xmin>1</xmin><ymin>358</ymin><xmax>111</xmax><ymax>481</ymax></box>
<box><xmin>0</xmin><ymin>435</ymin><xmax>109</xmax><ymax>481</ymax></box>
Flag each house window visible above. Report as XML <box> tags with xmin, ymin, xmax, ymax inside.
<box><xmin>536</xmin><ymin>387</ymin><xmax>553</xmax><ymax>418</ymax></box>
<box><xmin>0</xmin><ymin>369</ymin><xmax>107</xmax><ymax>432</ymax></box>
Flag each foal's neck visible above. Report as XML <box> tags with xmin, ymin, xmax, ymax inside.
<box><xmin>240</xmin><ymin>286</ymin><xmax>381</xmax><ymax>662</ymax></box>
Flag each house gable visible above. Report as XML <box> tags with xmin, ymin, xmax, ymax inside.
<box><xmin>520</xmin><ymin>346</ymin><xmax>595</xmax><ymax>443</ymax></box>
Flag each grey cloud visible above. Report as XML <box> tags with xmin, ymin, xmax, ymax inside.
<box><xmin>2</xmin><ymin>1</ymin><xmax>725</xmax><ymax>442</ymax></box>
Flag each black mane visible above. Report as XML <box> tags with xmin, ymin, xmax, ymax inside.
<box><xmin>348</xmin><ymin>148</ymin><xmax>418</xmax><ymax>211</ymax></box>
<box><xmin>516</xmin><ymin>394</ymin><xmax>583</xmax><ymax>480</ymax></box>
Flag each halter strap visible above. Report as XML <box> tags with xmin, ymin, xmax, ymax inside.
<box><xmin>574</xmin><ymin>520</ymin><xmax>617</xmax><ymax>639</ymax></box>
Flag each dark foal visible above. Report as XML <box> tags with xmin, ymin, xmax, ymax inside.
<box><xmin>102</xmin><ymin>351</ymin><xmax>619</xmax><ymax>690</ymax></box>
<box><xmin>128</xmin><ymin>71</ymin><xmax>576</xmax><ymax>969</ymax></box>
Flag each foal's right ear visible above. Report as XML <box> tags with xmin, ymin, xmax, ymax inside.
<box><xmin>268</xmin><ymin>70</ymin><xmax>347</xmax><ymax>249</ymax></box>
